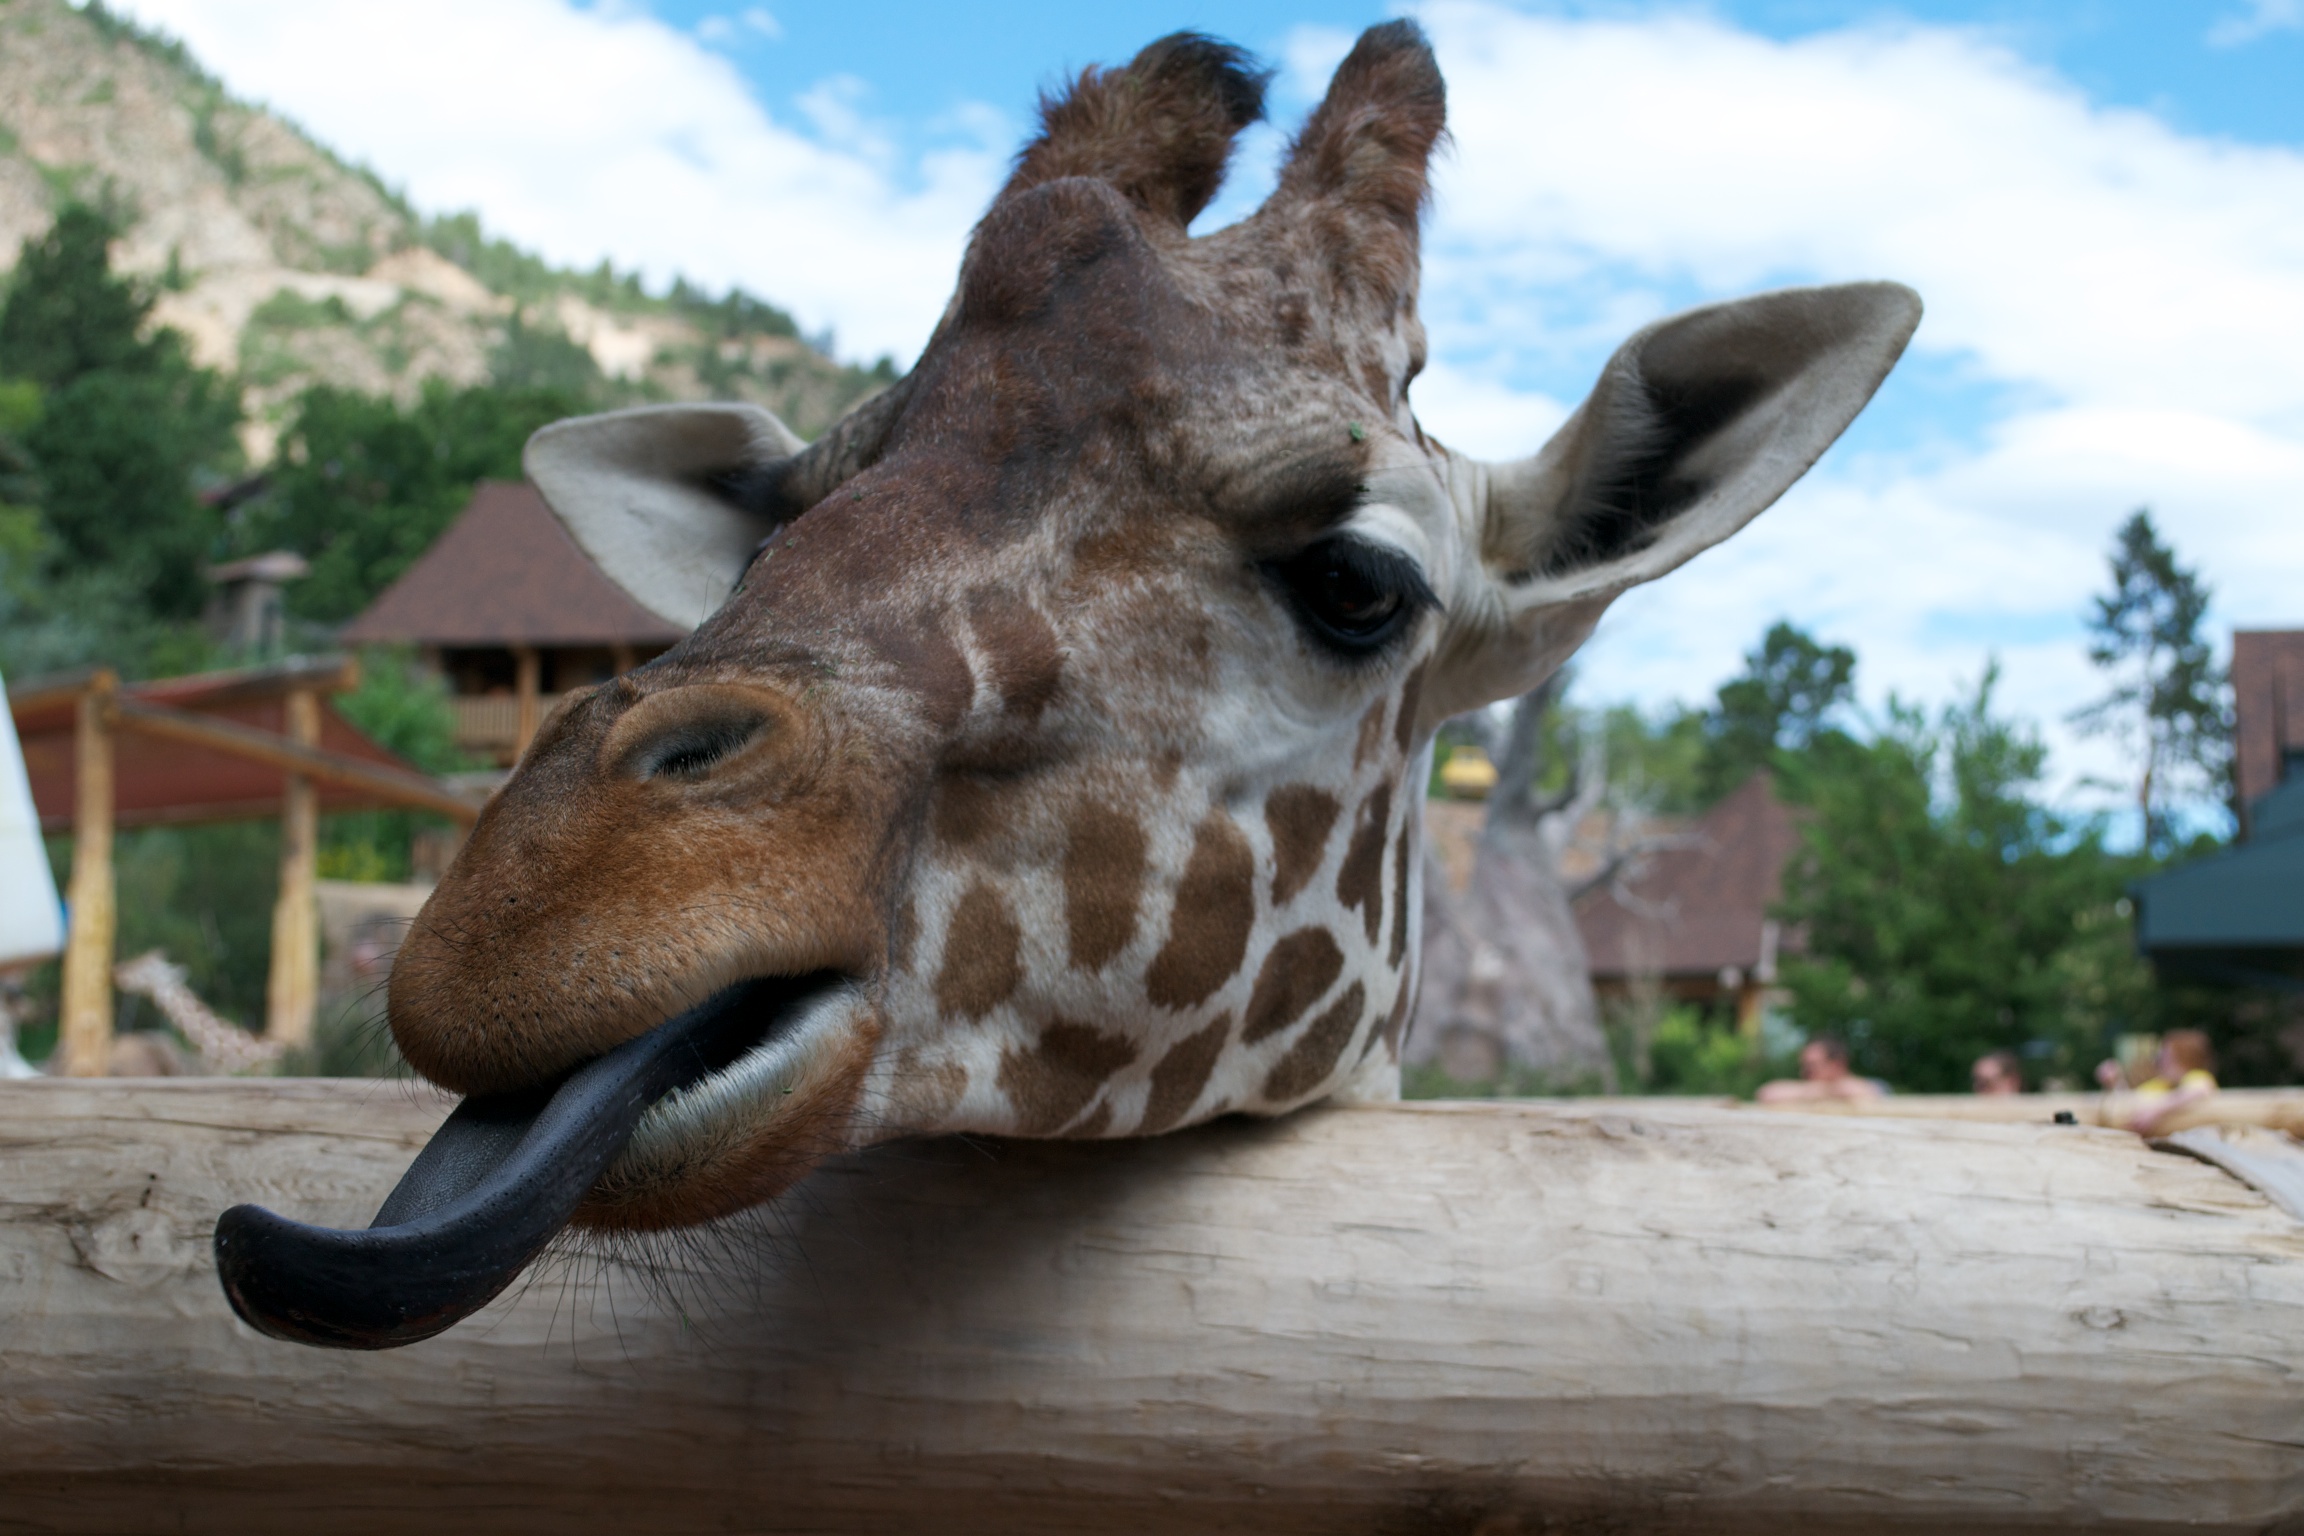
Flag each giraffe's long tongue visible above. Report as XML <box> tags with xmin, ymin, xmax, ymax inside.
<box><xmin>212</xmin><ymin>974</ymin><xmax>827</xmax><ymax>1350</ymax></box>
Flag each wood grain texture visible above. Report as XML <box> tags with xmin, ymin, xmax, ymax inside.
<box><xmin>1728</xmin><ymin>1087</ymin><xmax>2304</xmax><ymax>1134</ymax></box>
<box><xmin>3</xmin><ymin>1080</ymin><xmax>2302</xmax><ymax>1534</ymax></box>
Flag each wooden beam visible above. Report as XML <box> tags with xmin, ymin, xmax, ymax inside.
<box><xmin>263</xmin><ymin>690</ymin><xmax>320</xmax><ymax>1051</ymax></box>
<box><xmin>3</xmin><ymin>1083</ymin><xmax>2302</xmax><ymax>1533</ymax></box>
<box><xmin>512</xmin><ymin>644</ymin><xmax>541</xmax><ymax>761</ymax></box>
<box><xmin>6</xmin><ymin>654</ymin><xmax>359</xmax><ymax>719</ymax></box>
<box><xmin>54</xmin><ymin>672</ymin><xmax>116</xmax><ymax>1077</ymax></box>
<box><xmin>108</xmin><ymin>699</ymin><xmax>480</xmax><ymax>824</ymax></box>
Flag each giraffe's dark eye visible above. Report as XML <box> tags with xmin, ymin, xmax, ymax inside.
<box><xmin>1264</xmin><ymin>536</ymin><xmax>1435</xmax><ymax>658</ymax></box>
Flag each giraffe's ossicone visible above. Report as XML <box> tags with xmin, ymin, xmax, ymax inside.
<box><xmin>213</xmin><ymin>22</ymin><xmax>1918</xmax><ymax>1348</ymax></box>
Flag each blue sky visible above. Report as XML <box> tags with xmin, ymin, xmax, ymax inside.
<box><xmin>104</xmin><ymin>1</ymin><xmax>2304</xmax><ymax>809</ymax></box>
<box><xmin>654</xmin><ymin>2</ymin><xmax>2304</xmax><ymax>150</ymax></box>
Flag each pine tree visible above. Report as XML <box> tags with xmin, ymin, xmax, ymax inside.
<box><xmin>1699</xmin><ymin>621</ymin><xmax>1856</xmax><ymax>802</ymax></box>
<box><xmin>0</xmin><ymin>205</ymin><xmax>160</xmax><ymax>387</ymax></box>
<box><xmin>0</xmin><ymin>204</ymin><xmax>240</xmax><ymax>622</ymax></box>
<box><xmin>2071</xmin><ymin>510</ymin><xmax>2228</xmax><ymax>853</ymax></box>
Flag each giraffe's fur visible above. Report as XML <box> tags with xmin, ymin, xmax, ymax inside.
<box><xmin>389</xmin><ymin>23</ymin><xmax>1921</xmax><ymax>1232</ymax></box>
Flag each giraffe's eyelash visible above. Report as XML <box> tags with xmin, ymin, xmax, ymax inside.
<box><xmin>1260</xmin><ymin>534</ymin><xmax>1437</xmax><ymax>661</ymax></box>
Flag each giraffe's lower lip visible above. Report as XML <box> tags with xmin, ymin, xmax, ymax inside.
<box><xmin>210</xmin><ymin>972</ymin><xmax>842</xmax><ymax>1350</ymax></box>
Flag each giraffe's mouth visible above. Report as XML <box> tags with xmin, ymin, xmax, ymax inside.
<box><xmin>211</xmin><ymin>972</ymin><xmax>846</xmax><ymax>1350</ymax></box>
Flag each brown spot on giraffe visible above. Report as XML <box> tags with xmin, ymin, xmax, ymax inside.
<box><xmin>1139</xmin><ymin>1013</ymin><xmax>1232</xmax><ymax>1134</ymax></box>
<box><xmin>1265</xmin><ymin>784</ymin><xmax>1340</xmax><ymax>906</ymax></box>
<box><xmin>935</xmin><ymin>881</ymin><xmax>1023</xmax><ymax>1019</ymax></box>
<box><xmin>1064</xmin><ymin>800</ymin><xmax>1148</xmax><ymax>971</ymax></box>
<box><xmin>1262</xmin><ymin>981</ymin><xmax>1366</xmax><ymax>1102</ymax></box>
<box><xmin>931</xmin><ymin>774</ymin><xmax>1012</xmax><ymax>850</ymax></box>
<box><xmin>1394</xmin><ymin>659</ymin><xmax>1428</xmax><ymax>755</ymax></box>
<box><xmin>1381</xmin><ymin>974</ymin><xmax>1413</xmax><ymax>1054</ymax></box>
<box><xmin>1335</xmin><ymin>781</ymin><xmax>1393</xmax><ymax>946</ymax></box>
<box><xmin>880</xmin><ymin>616</ymin><xmax>976</xmax><ymax>734</ymax></box>
<box><xmin>891</xmin><ymin>1045</ymin><xmax>968</xmax><ymax>1123</ymax></box>
<box><xmin>1070</xmin><ymin>1101</ymin><xmax>1114</xmax><ymax>1138</ymax></box>
<box><xmin>1241</xmin><ymin>927</ymin><xmax>1345</xmax><ymax>1045</ymax></box>
<box><xmin>889</xmin><ymin>891</ymin><xmax>919</xmax><ymax>974</ymax></box>
<box><xmin>998</xmin><ymin>1018</ymin><xmax>1139</xmax><ymax>1135</ymax></box>
<box><xmin>968</xmin><ymin>591</ymin><xmax>1064</xmax><ymax>721</ymax></box>
<box><xmin>1144</xmin><ymin>809</ymin><xmax>1256</xmax><ymax>1009</ymax></box>
<box><xmin>1353</xmin><ymin>697</ymin><xmax>1388</xmax><ymax>769</ymax></box>
<box><xmin>1388</xmin><ymin>820</ymin><xmax>1414</xmax><ymax>967</ymax></box>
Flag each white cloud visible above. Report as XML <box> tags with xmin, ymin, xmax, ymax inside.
<box><xmin>106</xmin><ymin>0</ymin><xmax>1003</xmax><ymax>362</ymax></box>
<box><xmin>2209</xmin><ymin>0</ymin><xmax>2304</xmax><ymax>47</ymax></box>
<box><xmin>1277</xmin><ymin>3</ymin><xmax>2304</xmax><ymax>800</ymax></box>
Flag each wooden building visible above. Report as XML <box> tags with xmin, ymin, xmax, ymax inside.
<box><xmin>339</xmin><ymin>482</ymin><xmax>682</xmax><ymax>764</ymax></box>
<box><xmin>2134</xmin><ymin>628</ymin><xmax>2304</xmax><ymax>986</ymax></box>
<box><xmin>2232</xmin><ymin>628</ymin><xmax>2304</xmax><ymax>837</ymax></box>
<box><xmin>1573</xmin><ymin>772</ymin><xmax>1803</xmax><ymax>1032</ymax></box>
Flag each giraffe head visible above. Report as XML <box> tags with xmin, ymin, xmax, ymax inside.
<box><xmin>388</xmin><ymin>24</ymin><xmax>1918</xmax><ymax>1231</ymax></box>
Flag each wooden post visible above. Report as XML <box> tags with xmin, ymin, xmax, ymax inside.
<box><xmin>55</xmin><ymin>671</ymin><xmax>117</xmax><ymax>1077</ymax></box>
<box><xmin>263</xmin><ymin>689</ymin><xmax>319</xmax><ymax>1052</ymax></box>
<box><xmin>609</xmin><ymin>642</ymin><xmax>634</xmax><ymax>678</ymax></box>
<box><xmin>512</xmin><ymin>645</ymin><xmax>541</xmax><ymax>760</ymax></box>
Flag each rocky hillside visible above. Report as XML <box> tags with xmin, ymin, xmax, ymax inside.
<box><xmin>0</xmin><ymin>0</ymin><xmax>889</xmax><ymax>459</ymax></box>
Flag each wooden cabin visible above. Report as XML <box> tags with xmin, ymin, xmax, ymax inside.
<box><xmin>1573</xmin><ymin>772</ymin><xmax>1802</xmax><ymax>1032</ymax></box>
<box><xmin>339</xmin><ymin>482</ymin><xmax>682</xmax><ymax>765</ymax></box>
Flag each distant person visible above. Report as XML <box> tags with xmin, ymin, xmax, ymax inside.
<box><xmin>1757</xmin><ymin>1035</ymin><xmax>1886</xmax><ymax>1104</ymax></box>
<box><xmin>2100</xmin><ymin>1030</ymin><xmax>2217</xmax><ymax>1136</ymax></box>
<box><xmin>1971</xmin><ymin>1050</ymin><xmax>2024</xmax><ymax>1095</ymax></box>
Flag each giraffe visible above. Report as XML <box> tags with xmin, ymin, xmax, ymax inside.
<box><xmin>215</xmin><ymin>23</ymin><xmax>1918</xmax><ymax>1347</ymax></box>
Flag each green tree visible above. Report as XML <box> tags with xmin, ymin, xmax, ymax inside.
<box><xmin>1777</xmin><ymin>670</ymin><xmax>2136</xmax><ymax>1091</ymax></box>
<box><xmin>0</xmin><ymin>205</ymin><xmax>161</xmax><ymax>386</ymax></box>
<box><xmin>1700</xmin><ymin>620</ymin><xmax>1856</xmax><ymax>802</ymax></box>
<box><xmin>0</xmin><ymin>204</ymin><xmax>241</xmax><ymax>623</ymax></box>
<box><xmin>240</xmin><ymin>379</ymin><xmax>587</xmax><ymax>621</ymax></box>
<box><xmin>489</xmin><ymin>309</ymin><xmax>607</xmax><ymax>397</ymax></box>
<box><xmin>2072</xmin><ymin>509</ymin><xmax>2228</xmax><ymax>851</ymax></box>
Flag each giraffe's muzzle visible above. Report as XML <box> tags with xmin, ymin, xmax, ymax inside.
<box><xmin>211</xmin><ymin>971</ymin><xmax>843</xmax><ymax>1350</ymax></box>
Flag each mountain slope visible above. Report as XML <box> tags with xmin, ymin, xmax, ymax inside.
<box><xmin>0</xmin><ymin>0</ymin><xmax>889</xmax><ymax>456</ymax></box>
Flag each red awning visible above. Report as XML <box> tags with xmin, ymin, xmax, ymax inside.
<box><xmin>11</xmin><ymin>661</ymin><xmax>437</xmax><ymax>831</ymax></box>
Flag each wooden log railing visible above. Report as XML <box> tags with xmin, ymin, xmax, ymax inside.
<box><xmin>4</xmin><ymin>1080</ymin><xmax>2301</xmax><ymax>1534</ymax></box>
<box><xmin>1594</xmin><ymin>1087</ymin><xmax>2304</xmax><ymax>1135</ymax></box>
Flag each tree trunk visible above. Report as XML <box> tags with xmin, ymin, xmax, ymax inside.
<box><xmin>6</xmin><ymin>1079</ymin><xmax>2302</xmax><ymax>1534</ymax></box>
<box><xmin>1410</xmin><ymin>681</ymin><xmax>1614</xmax><ymax>1086</ymax></box>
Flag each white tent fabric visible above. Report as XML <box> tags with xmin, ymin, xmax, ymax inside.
<box><xmin>0</xmin><ymin>667</ymin><xmax>64</xmax><ymax>969</ymax></box>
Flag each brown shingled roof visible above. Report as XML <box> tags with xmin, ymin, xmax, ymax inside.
<box><xmin>1575</xmin><ymin>773</ymin><xmax>1803</xmax><ymax>982</ymax></box>
<box><xmin>339</xmin><ymin>481</ymin><xmax>685</xmax><ymax>648</ymax></box>
<box><xmin>2233</xmin><ymin>630</ymin><xmax>2304</xmax><ymax>831</ymax></box>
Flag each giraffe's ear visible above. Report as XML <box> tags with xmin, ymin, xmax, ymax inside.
<box><xmin>524</xmin><ymin>403</ymin><xmax>805</xmax><ymax>631</ymax></box>
<box><xmin>1432</xmin><ymin>282</ymin><xmax>1920</xmax><ymax>716</ymax></box>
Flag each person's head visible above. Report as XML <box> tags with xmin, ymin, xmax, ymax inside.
<box><xmin>2160</xmin><ymin>1029</ymin><xmax>2215</xmax><ymax>1079</ymax></box>
<box><xmin>1799</xmin><ymin>1035</ymin><xmax>1852</xmax><ymax>1082</ymax></box>
<box><xmin>1971</xmin><ymin>1050</ymin><xmax>2022</xmax><ymax>1095</ymax></box>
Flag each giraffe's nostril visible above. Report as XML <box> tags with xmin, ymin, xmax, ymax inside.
<box><xmin>631</xmin><ymin>713</ymin><xmax>768</xmax><ymax>781</ymax></box>
<box><xmin>601</xmin><ymin>682</ymin><xmax>802</xmax><ymax>786</ymax></box>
